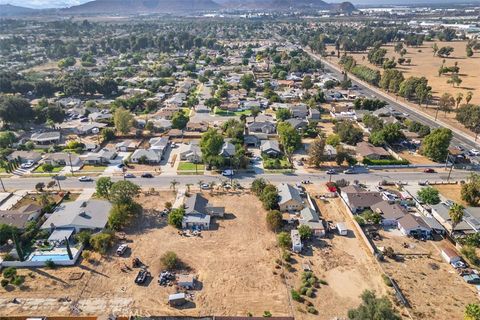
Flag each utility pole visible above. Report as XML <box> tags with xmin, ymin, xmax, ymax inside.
<box><xmin>56</xmin><ymin>175</ymin><xmax>62</xmax><ymax>191</ymax></box>
<box><xmin>0</xmin><ymin>176</ymin><xmax>6</xmax><ymax>192</ymax></box>
<box><xmin>68</xmin><ymin>152</ymin><xmax>74</xmax><ymax>176</ymax></box>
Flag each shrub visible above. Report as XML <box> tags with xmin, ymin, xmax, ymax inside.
<box><xmin>277</xmin><ymin>232</ymin><xmax>291</xmax><ymax>249</ymax></box>
<box><xmin>305</xmin><ymin>288</ymin><xmax>314</xmax><ymax>297</ymax></box>
<box><xmin>282</xmin><ymin>250</ymin><xmax>291</xmax><ymax>262</ymax></box>
<box><xmin>318</xmin><ymin>279</ymin><xmax>328</xmax><ymax>285</ymax></box>
<box><xmin>362</xmin><ymin>158</ymin><xmax>410</xmax><ymax>166</ymax></box>
<box><xmin>11</xmin><ymin>275</ymin><xmax>24</xmax><ymax>286</ymax></box>
<box><xmin>291</xmin><ymin>289</ymin><xmax>303</xmax><ymax>302</ymax></box>
<box><xmin>382</xmin><ymin>274</ymin><xmax>393</xmax><ymax>287</ymax></box>
<box><xmin>3</xmin><ymin>267</ymin><xmax>16</xmax><ymax>279</ymax></box>
<box><xmin>300</xmin><ymin>287</ymin><xmax>308</xmax><ymax>295</ymax></box>
<box><xmin>90</xmin><ymin>232</ymin><xmax>114</xmax><ymax>254</ymax></box>
<box><xmin>263</xmin><ymin>311</ymin><xmax>272</xmax><ymax>317</ymax></box>
<box><xmin>266</xmin><ymin>210</ymin><xmax>283</xmax><ymax>232</ymax></box>
<box><xmin>307</xmin><ymin>307</ymin><xmax>318</xmax><ymax>314</ymax></box>
<box><xmin>45</xmin><ymin>259</ymin><xmax>56</xmax><ymax>269</ymax></box>
<box><xmin>82</xmin><ymin>250</ymin><xmax>92</xmax><ymax>261</ymax></box>
<box><xmin>461</xmin><ymin>245</ymin><xmax>480</xmax><ymax>266</ymax></box>
<box><xmin>168</xmin><ymin>208</ymin><xmax>185</xmax><ymax>228</ymax></box>
<box><xmin>160</xmin><ymin>251</ymin><xmax>179</xmax><ymax>270</ymax></box>
<box><xmin>1</xmin><ymin>279</ymin><xmax>9</xmax><ymax>287</ymax></box>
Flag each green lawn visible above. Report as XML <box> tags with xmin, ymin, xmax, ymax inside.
<box><xmin>80</xmin><ymin>165</ymin><xmax>107</xmax><ymax>172</ymax></box>
<box><xmin>33</xmin><ymin>166</ymin><xmax>63</xmax><ymax>173</ymax></box>
<box><xmin>177</xmin><ymin>162</ymin><xmax>205</xmax><ymax>171</ymax></box>
<box><xmin>214</xmin><ymin>107</ymin><xmax>252</xmax><ymax>117</ymax></box>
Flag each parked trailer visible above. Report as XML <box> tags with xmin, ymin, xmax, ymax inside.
<box><xmin>336</xmin><ymin>222</ymin><xmax>348</xmax><ymax>236</ymax></box>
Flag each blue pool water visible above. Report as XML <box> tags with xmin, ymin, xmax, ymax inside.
<box><xmin>29</xmin><ymin>254</ymin><xmax>71</xmax><ymax>262</ymax></box>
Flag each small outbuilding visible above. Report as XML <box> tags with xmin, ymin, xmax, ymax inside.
<box><xmin>177</xmin><ymin>274</ymin><xmax>195</xmax><ymax>289</ymax></box>
<box><xmin>291</xmin><ymin>229</ymin><xmax>303</xmax><ymax>253</ymax></box>
<box><xmin>169</xmin><ymin>292</ymin><xmax>186</xmax><ymax>307</ymax></box>
<box><xmin>441</xmin><ymin>247</ymin><xmax>461</xmax><ymax>264</ymax></box>
<box><xmin>336</xmin><ymin>222</ymin><xmax>348</xmax><ymax>236</ymax></box>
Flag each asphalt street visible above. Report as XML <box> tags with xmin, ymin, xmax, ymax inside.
<box><xmin>1</xmin><ymin>170</ymin><xmax>470</xmax><ymax>191</ymax></box>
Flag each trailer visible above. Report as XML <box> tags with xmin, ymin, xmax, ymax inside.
<box><xmin>336</xmin><ymin>222</ymin><xmax>348</xmax><ymax>236</ymax></box>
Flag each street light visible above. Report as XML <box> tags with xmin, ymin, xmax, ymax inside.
<box><xmin>68</xmin><ymin>151</ymin><xmax>74</xmax><ymax>176</ymax></box>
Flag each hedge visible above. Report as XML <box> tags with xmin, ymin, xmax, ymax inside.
<box><xmin>350</xmin><ymin>65</ymin><xmax>381</xmax><ymax>86</ymax></box>
<box><xmin>363</xmin><ymin>158</ymin><xmax>410</xmax><ymax>166</ymax></box>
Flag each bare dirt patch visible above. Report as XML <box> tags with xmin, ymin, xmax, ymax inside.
<box><xmin>433</xmin><ymin>183</ymin><xmax>468</xmax><ymax>207</ymax></box>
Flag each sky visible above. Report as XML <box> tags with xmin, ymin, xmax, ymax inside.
<box><xmin>1</xmin><ymin>0</ymin><xmax>478</xmax><ymax>9</ymax></box>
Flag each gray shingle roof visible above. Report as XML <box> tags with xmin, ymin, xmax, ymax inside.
<box><xmin>278</xmin><ymin>183</ymin><xmax>302</xmax><ymax>206</ymax></box>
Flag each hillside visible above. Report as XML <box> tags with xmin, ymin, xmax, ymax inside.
<box><xmin>217</xmin><ymin>0</ymin><xmax>355</xmax><ymax>11</ymax></box>
<box><xmin>63</xmin><ymin>0</ymin><xmax>221</xmax><ymax>14</ymax></box>
<box><xmin>0</xmin><ymin>4</ymin><xmax>36</xmax><ymax>16</ymax></box>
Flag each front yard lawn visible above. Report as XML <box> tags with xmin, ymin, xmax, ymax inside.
<box><xmin>80</xmin><ymin>165</ymin><xmax>108</xmax><ymax>172</ymax></box>
<box><xmin>177</xmin><ymin>161</ymin><xmax>205</xmax><ymax>171</ymax></box>
<box><xmin>214</xmin><ymin>107</ymin><xmax>252</xmax><ymax>117</ymax></box>
<box><xmin>33</xmin><ymin>166</ymin><xmax>63</xmax><ymax>173</ymax></box>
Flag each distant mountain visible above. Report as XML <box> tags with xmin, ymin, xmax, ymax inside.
<box><xmin>0</xmin><ymin>3</ymin><xmax>36</xmax><ymax>16</ymax></box>
<box><xmin>62</xmin><ymin>0</ymin><xmax>221</xmax><ymax>14</ymax></box>
<box><xmin>217</xmin><ymin>0</ymin><xmax>356</xmax><ymax>11</ymax></box>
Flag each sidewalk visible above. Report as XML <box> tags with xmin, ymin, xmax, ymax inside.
<box><xmin>0</xmin><ymin>190</ymin><xmax>29</xmax><ymax>210</ymax></box>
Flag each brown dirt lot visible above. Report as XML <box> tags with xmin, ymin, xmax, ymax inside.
<box><xmin>0</xmin><ymin>192</ymin><xmax>291</xmax><ymax>317</ymax></box>
<box><xmin>373</xmin><ymin>229</ymin><xmax>477</xmax><ymax>319</ymax></box>
<box><xmin>433</xmin><ymin>183</ymin><xmax>468</xmax><ymax>207</ymax></box>
<box><xmin>398</xmin><ymin>150</ymin><xmax>436</xmax><ymax>165</ymax></box>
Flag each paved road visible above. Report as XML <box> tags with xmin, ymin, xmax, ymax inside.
<box><xmin>1</xmin><ymin>170</ymin><xmax>470</xmax><ymax>191</ymax></box>
<box><xmin>304</xmin><ymin>49</ymin><xmax>480</xmax><ymax>151</ymax></box>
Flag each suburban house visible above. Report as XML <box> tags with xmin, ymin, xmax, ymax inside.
<box><xmin>299</xmin><ymin>207</ymin><xmax>325</xmax><ymax>237</ymax></box>
<box><xmin>397</xmin><ymin>214</ymin><xmax>432</xmax><ymax>237</ymax></box>
<box><xmin>181</xmin><ymin>193</ymin><xmax>225</xmax><ymax>230</ymax></box>
<box><xmin>430</xmin><ymin>202</ymin><xmax>480</xmax><ymax>234</ymax></box>
<box><xmin>371</xmin><ymin>201</ymin><xmax>407</xmax><ymax>226</ymax></box>
<box><xmin>41</xmin><ymin>199</ymin><xmax>112</xmax><ymax>232</ymax></box>
<box><xmin>115</xmin><ymin>140</ymin><xmax>139</xmax><ymax>152</ymax></box>
<box><xmin>0</xmin><ymin>204</ymin><xmax>42</xmax><ymax>230</ymax></box>
<box><xmin>43</xmin><ymin>153</ymin><xmax>82</xmax><ymax>167</ymax></box>
<box><xmin>130</xmin><ymin>149</ymin><xmax>162</xmax><ymax>164</ymax></box>
<box><xmin>278</xmin><ymin>183</ymin><xmax>305</xmax><ymax>212</ymax></box>
<box><xmin>88</xmin><ymin>111</ymin><xmax>112</xmax><ymax>122</ymax></box>
<box><xmin>7</xmin><ymin>150</ymin><xmax>42</xmax><ymax>164</ymax></box>
<box><xmin>178</xmin><ymin>143</ymin><xmax>202</xmax><ymax>163</ymax></box>
<box><xmin>291</xmin><ymin>229</ymin><xmax>303</xmax><ymax>253</ymax></box>
<box><xmin>76</xmin><ymin>122</ymin><xmax>107</xmax><ymax>135</ymax></box>
<box><xmin>149</xmin><ymin>137</ymin><xmax>170</xmax><ymax>158</ymax></box>
<box><xmin>356</xmin><ymin>142</ymin><xmax>390</xmax><ymax>160</ymax></box>
<box><xmin>309</xmin><ymin>108</ymin><xmax>321</xmax><ymax>121</ymax></box>
<box><xmin>323</xmin><ymin>145</ymin><xmax>337</xmax><ymax>160</ymax></box>
<box><xmin>186</xmin><ymin>121</ymin><xmax>208</xmax><ymax>132</ymax></box>
<box><xmin>285</xmin><ymin>118</ymin><xmax>308</xmax><ymax>131</ymax></box>
<box><xmin>82</xmin><ymin>148</ymin><xmax>117</xmax><ymax>165</ymax></box>
<box><xmin>290</xmin><ymin>104</ymin><xmax>308</xmax><ymax>118</ymax></box>
<box><xmin>220</xmin><ymin>141</ymin><xmax>236</xmax><ymax>158</ymax></box>
<box><xmin>341</xmin><ymin>185</ymin><xmax>383</xmax><ymax>214</ymax></box>
<box><xmin>30</xmin><ymin>132</ymin><xmax>61</xmax><ymax>145</ymax></box>
<box><xmin>247</xmin><ymin>121</ymin><xmax>276</xmax><ymax>134</ymax></box>
<box><xmin>260</xmin><ymin>140</ymin><xmax>282</xmax><ymax>157</ymax></box>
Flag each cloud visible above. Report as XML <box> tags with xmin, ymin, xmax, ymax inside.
<box><xmin>0</xmin><ymin>0</ymin><xmax>91</xmax><ymax>9</ymax></box>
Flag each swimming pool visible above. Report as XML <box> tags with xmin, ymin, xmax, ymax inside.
<box><xmin>29</xmin><ymin>254</ymin><xmax>71</xmax><ymax>262</ymax></box>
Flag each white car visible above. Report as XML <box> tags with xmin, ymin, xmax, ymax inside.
<box><xmin>20</xmin><ymin>161</ymin><xmax>35</xmax><ymax>169</ymax></box>
<box><xmin>78</xmin><ymin>176</ymin><xmax>93</xmax><ymax>182</ymax></box>
<box><xmin>470</xmin><ymin>149</ymin><xmax>480</xmax><ymax>156</ymax></box>
<box><xmin>200</xmin><ymin>183</ymin><xmax>211</xmax><ymax>190</ymax></box>
<box><xmin>116</xmin><ymin>244</ymin><xmax>128</xmax><ymax>256</ymax></box>
<box><xmin>222</xmin><ymin>169</ymin><xmax>234</xmax><ymax>176</ymax></box>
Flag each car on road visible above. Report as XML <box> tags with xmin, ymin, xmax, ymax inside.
<box><xmin>423</xmin><ymin>168</ymin><xmax>436</xmax><ymax>173</ymax></box>
<box><xmin>141</xmin><ymin>173</ymin><xmax>153</xmax><ymax>178</ymax></box>
<box><xmin>124</xmin><ymin>173</ymin><xmax>135</xmax><ymax>178</ymax></box>
<box><xmin>135</xmin><ymin>269</ymin><xmax>150</xmax><ymax>284</ymax></box>
<box><xmin>116</xmin><ymin>244</ymin><xmax>128</xmax><ymax>256</ymax></box>
<box><xmin>343</xmin><ymin>169</ymin><xmax>356</xmax><ymax>174</ymax></box>
<box><xmin>53</xmin><ymin>175</ymin><xmax>66</xmax><ymax>180</ymax></box>
<box><xmin>222</xmin><ymin>169</ymin><xmax>234</xmax><ymax>176</ymax></box>
<box><xmin>326</xmin><ymin>169</ymin><xmax>337</xmax><ymax>175</ymax></box>
<box><xmin>20</xmin><ymin>161</ymin><xmax>35</xmax><ymax>169</ymax></box>
<box><xmin>470</xmin><ymin>149</ymin><xmax>480</xmax><ymax>156</ymax></box>
<box><xmin>200</xmin><ymin>183</ymin><xmax>211</xmax><ymax>190</ymax></box>
<box><xmin>78</xmin><ymin>176</ymin><xmax>93</xmax><ymax>182</ymax></box>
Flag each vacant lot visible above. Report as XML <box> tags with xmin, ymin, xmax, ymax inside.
<box><xmin>373</xmin><ymin>229</ymin><xmax>477</xmax><ymax>319</ymax></box>
<box><xmin>289</xmin><ymin>191</ymin><xmax>388</xmax><ymax>319</ymax></box>
<box><xmin>1</xmin><ymin>192</ymin><xmax>290</xmax><ymax>317</ymax></box>
<box><xmin>434</xmin><ymin>183</ymin><xmax>468</xmax><ymax>207</ymax></box>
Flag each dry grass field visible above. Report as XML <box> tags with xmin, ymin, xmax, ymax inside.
<box><xmin>433</xmin><ymin>183</ymin><xmax>468</xmax><ymax>207</ymax></box>
<box><xmin>373</xmin><ymin>229</ymin><xmax>477</xmax><ymax>319</ymax></box>
<box><xmin>325</xmin><ymin>41</ymin><xmax>480</xmax><ymax>136</ymax></box>
<box><xmin>0</xmin><ymin>191</ymin><xmax>291</xmax><ymax>317</ymax></box>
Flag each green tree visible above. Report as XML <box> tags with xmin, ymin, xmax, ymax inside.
<box><xmin>0</xmin><ymin>131</ymin><xmax>16</xmax><ymax>148</ymax></box>
<box><xmin>41</xmin><ymin>163</ymin><xmax>54</xmax><ymax>175</ymax></box>
<box><xmin>114</xmin><ymin>107</ymin><xmax>133</xmax><ymax>134</ymax></box>
<box><xmin>334</xmin><ymin>121</ymin><xmax>363</xmax><ymax>145</ymax></box>
<box><xmin>461</xmin><ymin>174</ymin><xmax>480</xmax><ymax>206</ymax></box>
<box><xmin>302</xmin><ymin>76</ymin><xmax>313</xmax><ymax>89</ymax></box>
<box><xmin>0</xmin><ymin>95</ymin><xmax>34</xmax><ymax>125</ymax></box>
<box><xmin>420</xmin><ymin>128</ymin><xmax>453</xmax><ymax>162</ymax></box>
<box><xmin>96</xmin><ymin>177</ymin><xmax>113</xmax><ymax>199</ymax></box>
<box><xmin>465</xmin><ymin>303</ymin><xmax>480</xmax><ymax>320</ymax></box>
<box><xmin>200</xmin><ymin>128</ymin><xmax>224</xmax><ymax>167</ymax></box>
<box><xmin>449</xmin><ymin>203</ymin><xmax>465</xmax><ymax>232</ymax></box>
<box><xmin>298</xmin><ymin>225</ymin><xmax>313</xmax><ymax>240</ymax></box>
<box><xmin>417</xmin><ymin>187</ymin><xmax>440</xmax><ymax>205</ymax></box>
<box><xmin>277</xmin><ymin>122</ymin><xmax>301</xmax><ymax>160</ymax></box>
<box><xmin>171</xmin><ymin>110</ymin><xmax>189</xmax><ymax>129</ymax></box>
<box><xmin>75</xmin><ymin>230</ymin><xmax>92</xmax><ymax>247</ymax></box>
<box><xmin>276</xmin><ymin>108</ymin><xmax>291</xmax><ymax>121</ymax></box>
<box><xmin>348</xmin><ymin>290</ymin><xmax>400</xmax><ymax>320</ymax></box>
<box><xmin>326</xmin><ymin>134</ymin><xmax>341</xmax><ymax>147</ymax></box>
<box><xmin>89</xmin><ymin>232</ymin><xmax>114</xmax><ymax>254</ymax></box>
<box><xmin>0</xmin><ymin>224</ymin><xmax>18</xmax><ymax>245</ymax></box>
<box><xmin>308</xmin><ymin>137</ymin><xmax>326</xmax><ymax>167</ymax></box>
<box><xmin>108</xmin><ymin>203</ymin><xmax>131</xmax><ymax>230</ymax></box>
<box><xmin>266</xmin><ymin>210</ymin><xmax>283</xmax><ymax>232</ymax></box>
<box><xmin>240</xmin><ymin>74</ymin><xmax>256</xmax><ymax>91</ymax></box>
<box><xmin>277</xmin><ymin>231</ymin><xmax>291</xmax><ymax>249</ymax></box>
<box><xmin>168</xmin><ymin>208</ymin><xmax>185</xmax><ymax>228</ymax></box>
<box><xmin>101</xmin><ymin>128</ymin><xmax>115</xmax><ymax>142</ymax></box>
<box><xmin>251</xmin><ymin>178</ymin><xmax>267</xmax><ymax>197</ymax></box>
<box><xmin>109</xmin><ymin>180</ymin><xmax>140</xmax><ymax>204</ymax></box>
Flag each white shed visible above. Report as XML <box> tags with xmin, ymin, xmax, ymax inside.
<box><xmin>336</xmin><ymin>222</ymin><xmax>348</xmax><ymax>236</ymax></box>
<box><xmin>177</xmin><ymin>274</ymin><xmax>195</xmax><ymax>289</ymax></box>
<box><xmin>441</xmin><ymin>247</ymin><xmax>461</xmax><ymax>264</ymax></box>
<box><xmin>291</xmin><ymin>229</ymin><xmax>303</xmax><ymax>253</ymax></box>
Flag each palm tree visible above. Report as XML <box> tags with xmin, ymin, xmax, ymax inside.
<box><xmin>197</xmin><ymin>180</ymin><xmax>204</xmax><ymax>192</ymax></box>
<box><xmin>185</xmin><ymin>183</ymin><xmax>193</xmax><ymax>193</ymax></box>
<box><xmin>170</xmin><ymin>179</ymin><xmax>179</xmax><ymax>192</ymax></box>
<box><xmin>466</xmin><ymin>91</ymin><xmax>474</xmax><ymax>105</ymax></box>
<box><xmin>449</xmin><ymin>203</ymin><xmax>465</xmax><ymax>233</ymax></box>
<box><xmin>455</xmin><ymin>92</ymin><xmax>464</xmax><ymax>109</ymax></box>
<box><xmin>209</xmin><ymin>181</ymin><xmax>216</xmax><ymax>194</ymax></box>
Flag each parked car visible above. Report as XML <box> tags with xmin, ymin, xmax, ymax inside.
<box><xmin>470</xmin><ymin>149</ymin><xmax>480</xmax><ymax>156</ymax></box>
<box><xmin>78</xmin><ymin>176</ymin><xmax>93</xmax><ymax>182</ymax></box>
<box><xmin>124</xmin><ymin>173</ymin><xmax>135</xmax><ymax>178</ymax></box>
<box><xmin>200</xmin><ymin>183</ymin><xmax>211</xmax><ymax>190</ymax></box>
<box><xmin>222</xmin><ymin>169</ymin><xmax>234</xmax><ymax>176</ymax></box>
<box><xmin>423</xmin><ymin>168</ymin><xmax>435</xmax><ymax>173</ymax></box>
<box><xmin>343</xmin><ymin>169</ymin><xmax>355</xmax><ymax>174</ymax></box>
<box><xmin>326</xmin><ymin>169</ymin><xmax>337</xmax><ymax>175</ymax></box>
<box><xmin>141</xmin><ymin>173</ymin><xmax>153</xmax><ymax>178</ymax></box>
<box><xmin>20</xmin><ymin>161</ymin><xmax>35</xmax><ymax>169</ymax></box>
<box><xmin>116</xmin><ymin>244</ymin><xmax>128</xmax><ymax>256</ymax></box>
<box><xmin>451</xmin><ymin>260</ymin><xmax>467</xmax><ymax>269</ymax></box>
<box><xmin>135</xmin><ymin>269</ymin><xmax>150</xmax><ymax>284</ymax></box>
